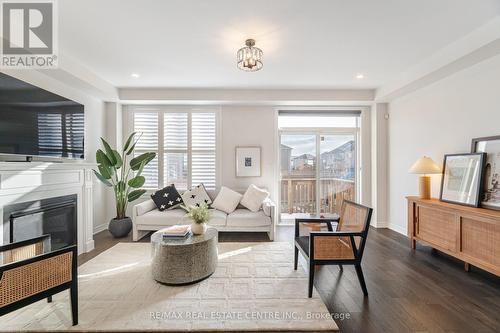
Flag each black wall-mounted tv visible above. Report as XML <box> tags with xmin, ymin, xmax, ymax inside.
<box><xmin>0</xmin><ymin>72</ymin><xmax>84</xmax><ymax>160</ymax></box>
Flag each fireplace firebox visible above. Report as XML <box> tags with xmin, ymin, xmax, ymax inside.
<box><xmin>3</xmin><ymin>194</ymin><xmax>77</xmax><ymax>250</ymax></box>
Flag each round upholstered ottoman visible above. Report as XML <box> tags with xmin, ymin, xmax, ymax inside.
<box><xmin>150</xmin><ymin>226</ymin><xmax>218</xmax><ymax>284</ymax></box>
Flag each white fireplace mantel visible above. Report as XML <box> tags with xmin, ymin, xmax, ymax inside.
<box><xmin>0</xmin><ymin>161</ymin><xmax>97</xmax><ymax>254</ymax></box>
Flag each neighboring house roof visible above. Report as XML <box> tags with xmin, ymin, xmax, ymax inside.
<box><xmin>280</xmin><ymin>144</ymin><xmax>292</xmax><ymax>150</ymax></box>
<box><xmin>320</xmin><ymin>140</ymin><xmax>355</xmax><ymax>158</ymax></box>
<box><xmin>292</xmin><ymin>153</ymin><xmax>315</xmax><ymax>161</ymax></box>
<box><xmin>287</xmin><ymin>141</ymin><xmax>355</xmax><ymax>163</ymax></box>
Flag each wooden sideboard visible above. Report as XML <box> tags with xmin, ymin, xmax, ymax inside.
<box><xmin>407</xmin><ymin>196</ymin><xmax>500</xmax><ymax>276</ymax></box>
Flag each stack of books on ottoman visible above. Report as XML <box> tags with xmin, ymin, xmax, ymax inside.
<box><xmin>160</xmin><ymin>225</ymin><xmax>191</xmax><ymax>239</ymax></box>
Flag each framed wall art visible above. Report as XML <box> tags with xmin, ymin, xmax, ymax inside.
<box><xmin>235</xmin><ymin>146</ymin><xmax>261</xmax><ymax>177</ymax></box>
<box><xmin>471</xmin><ymin>135</ymin><xmax>500</xmax><ymax>210</ymax></box>
<box><xmin>439</xmin><ymin>153</ymin><xmax>486</xmax><ymax>207</ymax></box>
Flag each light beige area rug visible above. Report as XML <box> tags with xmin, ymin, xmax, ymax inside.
<box><xmin>1</xmin><ymin>242</ymin><xmax>338</xmax><ymax>332</ymax></box>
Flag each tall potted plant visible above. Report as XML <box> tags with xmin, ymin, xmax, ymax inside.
<box><xmin>93</xmin><ymin>132</ymin><xmax>156</xmax><ymax>238</ymax></box>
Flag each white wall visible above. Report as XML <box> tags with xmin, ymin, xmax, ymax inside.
<box><xmin>100</xmin><ymin>102</ymin><xmax>124</xmax><ymax>231</ymax></box>
<box><xmin>1</xmin><ymin>70</ymin><xmax>107</xmax><ymax>233</ymax></box>
<box><xmin>119</xmin><ymin>88</ymin><xmax>375</xmax><ymax>104</ymax></box>
<box><xmin>371</xmin><ymin>103</ymin><xmax>389</xmax><ymax>227</ymax></box>
<box><xmin>388</xmin><ymin>54</ymin><xmax>500</xmax><ymax>235</ymax></box>
<box><xmin>220</xmin><ymin>106</ymin><xmax>277</xmax><ymax>200</ymax></box>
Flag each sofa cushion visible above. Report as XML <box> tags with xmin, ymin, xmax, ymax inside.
<box><xmin>181</xmin><ymin>183</ymin><xmax>212</xmax><ymax>208</ymax></box>
<box><xmin>205</xmin><ymin>189</ymin><xmax>217</xmax><ymax>201</ymax></box>
<box><xmin>206</xmin><ymin>209</ymin><xmax>227</xmax><ymax>227</ymax></box>
<box><xmin>226</xmin><ymin>209</ymin><xmax>271</xmax><ymax>227</ymax></box>
<box><xmin>135</xmin><ymin>207</ymin><xmax>228</xmax><ymax>227</ymax></box>
<box><xmin>212</xmin><ymin>186</ymin><xmax>243</xmax><ymax>214</ymax></box>
<box><xmin>135</xmin><ymin>199</ymin><xmax>156</xmax><ymax>216</ymax></box>
<box><xmin>135</xmin><ymin>208</ymin><xmax>187</xmax><ymax>226</ymax></box>
<box><xmin>262</xmin><ymin>198</ymin><xmax>274</xmax><ymax>217</ymax></box>
<box><xmin>240</xmin><ymin>184</ymin><xmax>269</xmax><ymax>212</ymax></box>
<box><xmin>150</xmin><ymin>184</ymin><xmax>183</xmax><ymax>211</ymax></box>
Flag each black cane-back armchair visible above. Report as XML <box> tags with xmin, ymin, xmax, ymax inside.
<box><xmin>0</xmin><ymin>235</ymin><xmax>78</xmax><ymax>325</ymax></box>
<box><xmin>294</xmin><ymin>200</ymin><xmax>373</xmax><ymax>297</ymax></box>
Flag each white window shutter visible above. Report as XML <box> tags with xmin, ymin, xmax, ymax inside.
<box><xmin>134</xmin><ymin>112</ymin><xmax>159</xmax><ymax>188</ymax></box>
<box><xmin>130</xmin><ymin>109</ymin><xmax>218</xmax><ymax>191</ymax></box>
<box><xmin>164</xmin><ymin>113</ymin><xmax>188</xmax><ymax>189</ymax></box>
<box><xmin>191</xmin><ymin>112</ymin><xmax>216</xmax><ymax>190</ymax></box>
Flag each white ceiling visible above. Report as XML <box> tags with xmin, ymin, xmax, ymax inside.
<box><xmin>59</xmin><ymin>0</ymin><xmax>500</xmax><ymax>89</ymax></box>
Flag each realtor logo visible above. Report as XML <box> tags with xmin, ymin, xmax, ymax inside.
<box><xmin>1</xmin><ymin>0</ymin><xmax>58</xmax><ymax>68</ymax></box>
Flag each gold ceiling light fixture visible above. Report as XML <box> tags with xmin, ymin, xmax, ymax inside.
<box><xmin>237</xmin><ymin>39</ymin><xmax>263</xmax><ymax>72</ymax></box>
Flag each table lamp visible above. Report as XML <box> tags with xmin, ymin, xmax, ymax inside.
<box><xmin>409</xmin><ymin>156</ymin><xmax>441</xmax><ymax>199</ymax></box>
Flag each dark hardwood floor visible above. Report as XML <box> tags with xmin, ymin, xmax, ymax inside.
<box><xmin>79</xmin><ymin>227</ymin><xmax>500</xmax><ymax>333</ymax></box>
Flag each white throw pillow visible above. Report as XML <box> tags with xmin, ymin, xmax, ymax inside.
<box><xmin>240</xmin><ymin>184</ymin><xmax>269</xmax><ymax>212</ymax></box>
<box><xmin>181</xmin><ymin>183</ymin><xmax>212</xmax><ymax>209</ymax></box>
<box><xmin>212</xmin><ymin>186</ymin><xmax>243</xmax><ymax>214</ymax></box>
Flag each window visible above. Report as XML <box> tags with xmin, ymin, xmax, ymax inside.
<box><xmin>278</xmin><ymin>111</ymin><xmax>360</xmax><ymax>223</ymax></box>
<box><xmin>129</xmin><ymin>107</ymin><xmax>219</xmax><ymax>190</ymax></box>
<box><xmin>191</xmin><ymin>112</ymin><xmax>217</xmax><ymax>190</ymax></box>
<box><xmin>164</xmin><ymin>112</ymin><xmax>188</xmax><ymax>189</ymax></box>
<box><xmin>278</xmin><ymin>115</ymin><xmax>358</xmax><ymax>128</ymax></box>
<box><xmin>133</xmin><ymin>112</ymin><xmax>159</xmax><ymax>188</ymax></box>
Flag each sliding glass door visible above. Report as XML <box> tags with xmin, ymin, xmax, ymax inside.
<box><xmin>280</xmin><ymin>134</ymin><xmax>317</xmax><ymax>221</ymax></box>
<box><xmin>319</xmin><ymin>134</ymin><xmax>356</xmax><ymax>214</ymax></box>
<box><xmin>278</xmin><ymin>112</ymin><xmax>359</xmax><ymax>224</ymax></box>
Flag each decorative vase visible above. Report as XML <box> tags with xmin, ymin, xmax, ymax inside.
<box><xmin>190</xmin><ymin>222</ymin><xmax>207</xmax><ymax>235</ymax></box>
<box><xmin>108</xmin><ymin>217</ymin><xmax>132</xmax><ymax>238</ymax></box>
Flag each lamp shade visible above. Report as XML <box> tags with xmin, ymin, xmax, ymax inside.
<box><xmin>409</xmin><ymin>156</ymin><xmax>441</xmax><ymax>174</ymax></box>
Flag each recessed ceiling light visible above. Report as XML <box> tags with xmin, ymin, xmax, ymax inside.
<box><xmin>356</xmin><ymin>73</ymin><xmax>364</xmax><ymax>79</ymax></box>
<box><xmin>131</xmin><ymin>73</ymin><xmax>140</xmax><ymax>78</ymax></box>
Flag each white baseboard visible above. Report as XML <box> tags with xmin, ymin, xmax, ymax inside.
<box><xmin>93</xmin><ymin>223</ymin><xmax>108</xmax><ymax>235</ymax></box>
<box><xmin>388</xmin><ymin>223</ymin><xmax>406</xmax><ymax>236</ymax></box>
<box><xmin>371</xmin><ymin>220</ymin><xmax>388</xmax><ymax>228</ymax></box>
<box><xmin>85</xmin><ymin>240</ymin><xmax>95</xmax><ymax>252</ymax></box>
<box><xmin>277</xmin><ymin>223</ymin><xmax>293</xmax><ymax>227</ymax></box>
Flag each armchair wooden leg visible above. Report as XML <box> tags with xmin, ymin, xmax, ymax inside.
<box><xmin>70</xmin><ymin>285</ymin><xmax>78</xmax><ymax>326</ymax></box>
<box><xmin>308</xmin><ymin>260</ymin><xmax>315</xmax><ymax>298</ymax></box>
<box><xmin>47</xmin><ymin>296</ymin><xmax>52</xmax><ymax>303</ymax></box>
<box><xmin>355</xmin><ymin>264</ymin><xmax>368</xmax><ymax>296</ymax></box>
<box><xmin>294</xmin><ymin>246</ymin><xmax>298</xmax><ymax>270</ymax></box>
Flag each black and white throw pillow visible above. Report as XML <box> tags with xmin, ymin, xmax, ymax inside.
<box><xmin>181</xmin><ymin>183</ymin><xmax>212</xmax><ymax>208</ymax></box>
<box><xmin>150</xmin><ymin>184</ymin><xmax>183</xmax><ymax>211</ymax></box>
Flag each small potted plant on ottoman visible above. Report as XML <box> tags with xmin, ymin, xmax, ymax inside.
<box><xmin>183</xmin><ymin>203</ymin><xmax>211</xmax><ymax>235</ymax></box>
<box><xmin>93</xmin><ymin>132</ymin><xmax>156</xmax><ymax>238</ymax></box>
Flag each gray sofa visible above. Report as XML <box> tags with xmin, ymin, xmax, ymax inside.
<box><xmin>132</xmin><ymin>189</ymin><xmax>275</xmax><ymax>241</ymax></box>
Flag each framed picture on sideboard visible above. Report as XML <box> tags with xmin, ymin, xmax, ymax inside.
<box><xmin>439</xmin><ymin>153</ymin><xmax>486</xmax><ymax>207</ymax></box>
<box><xmin>472</xmin><ymin>135</ymin><xmax>500</xmax><ymax>210</ymax></box>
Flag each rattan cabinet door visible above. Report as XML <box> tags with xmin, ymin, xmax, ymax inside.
<box><xmin>416</xmin><ymin>205</ymin><xmax>457</xmax><ymax>252</ymax></box>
